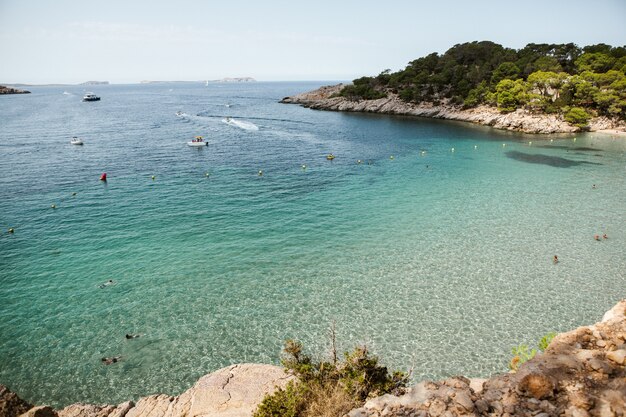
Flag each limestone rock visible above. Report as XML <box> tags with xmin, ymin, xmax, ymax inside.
<box><xmin>0</xmin><ymin>385</ymin><xmax>33</xmax><ymax>417</ymax></box>
<box><xmin>468</xmin><ymin>378</ymin><xmax>486</xmax><ymax>394</ymax></box>
<box><xmin>21</xmin><ymin>364</ymin><xmax>290</xmax><ymax>417</ymax></box>
<box><xmin>606</xmin><ymin>349</ymin><xmax>626</xmax><ymax>365</ymax></box>
<box><xmin>601</xmin><ymin>300</ymin><xmax>626</xmax><ymax>323</ymax></box>
<box><xmin>18</xmin><ymin>406</ymin><xmax>57</xmax><ymax>417</ymax></box>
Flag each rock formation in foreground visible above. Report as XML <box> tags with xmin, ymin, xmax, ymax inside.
<box><xmin>0</xmin><ymin>364</ymin><xmax>293</xmax><ymax>417</ymax></box>
<box><xmin>281</xmin><ymin>84</ymin><xmax>626</xmax><ymax>135</ymax></box>
<box><xmin>349</xmin><ymin>299</ymin><xmax>626</xmax><ymax>417</ymax></box>
<box><xmin>1</xmin><ymin>300</ymin><xmax>625</xmax><ymax>417</ymax></box>
<box><xmin>0</xmin><ymin>85</ymin><xmax>31</xmax><ymax>95</ymax></box>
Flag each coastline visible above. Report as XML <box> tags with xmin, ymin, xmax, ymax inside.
<box><xmin>281</xmin><ymin>84</ymin><xmax>626</xmax><ymax>136</ymax></box>
<box><xmin>0</xmin><ymin>85</ymin><xmax>30</xmax><ymax>95</ymax></box>
<box><xmin>2</xmin><ymin>300</ymin><xmax>625</xmax><ymax>417</ymax></box>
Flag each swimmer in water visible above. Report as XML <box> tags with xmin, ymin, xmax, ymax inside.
<box><xmin>603</xmin><ymin>234</ymin><xmax>608</xmax><ymax>239</ymax></box>
<box><xmin>592</xmin><ymin>184</ymin><xmax>596</xmax><ymax>189</ymax></box>
<box><xmin>594</xmin><ymin>235</ymin><xmax>601</xmax><ymax>241</ymax></box>
<box><xmin>125</xmin><ymin>334</ymin><xmax>141</xmax><ymax>339</ymax></box>
<box><xmin>99</xmin><ymin>279</ymin><xmax>115</xmax><ymax>289</ymax></box>
<box><xmin>553</xmin><ymin>255</ymin><xmax>559</xmax><ymax>264</ymax></box>
<box><xmin>101</xmin><ymin>356</ymin><xmax>122</xmax><ymax>365</ymax></box>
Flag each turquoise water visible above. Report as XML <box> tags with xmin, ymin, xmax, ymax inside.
<box><xmin>1</xmin><ymin>82</ymin><xmax>624</xmax><ymax>407</ymax></box>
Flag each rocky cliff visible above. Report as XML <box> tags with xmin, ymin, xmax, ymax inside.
<box><xmin>349</xmin><ymin>300</ymin><xmax>626</xmax><ymax>417</ymax></box>
<box><xmin>2</xmin><ymin>300</ymin><xmax>625</xmax><ymax>417</ymax></box>
<box><xmin>281</xmin><ymin>84</ymin><xmax>626</xmax><ymax>135</ymax></box>
<box><xmin>0</xmin><ymin>85</ymin><xmax>30</xmax><ymax>95</ymax></box>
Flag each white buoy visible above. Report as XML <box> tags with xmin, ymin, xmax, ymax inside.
<box><xmin>357</xmin><ymin>160</ymin><xmax>362</xmax><ymax>164</ymax></box>
<box><xmin>258</xmin><ymin>170</ymin><xmax>263</xmax><ymax>176</ymax></box>
<box><xmin>502</xmin><ymin>143</ymin><xmax>506</xmax><ymax>147</ymax></box>
<box><xmin>550</xmin><ymin>139</ymin><xmax>553</xmax><ymax>142</ymax></box>
<box><xmin>390</xmin><ymin>155</ymin><xmax>394</xmax><ymax>160</ymax></box>
<box><xmin>301</xmin><ymin>164</ymin><xmax>307</xmax><ymax>170</ymax></box>
<box><xmin>8</xmin><ymin>228</ymin><xmax>14</xmax><ymax>234</ymax></box>
<box><xmin>51</xmin><ymin>204</ymin><xmax>56</xmax><ymax>209</ymax></box>
<box><xmin>451</xmin><ymin>147</ymin><xmax>455</xmax><ymax>152</ymax></box>
<box><xmin>151</xmin><ymin>175</ymin><xmax>156</xmax><ymax>180</ymax></box>
<box><xmin>528</xmin><ymin>141</ymin><xmax>532</xmax><ymax>146</ymax></box>
<box><xmin>474</xmin><ymin>145</ymin><xmax>478</xmax><ymax>149</ymax></box>
<box><xmin>205</xmin><ymin>172</ymin><xmax>210</xmax><ymax>177</ymax></box>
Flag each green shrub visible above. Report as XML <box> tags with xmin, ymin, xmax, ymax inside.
<box><xmin>509</xmin><ymin>344</ymin><xmax>537</xmax><ymax>371</ymax></box>
<box><xmin>538</xmin><ymin>332</ymin><xmax>557</xmax><ymax>351</ymax></box>
<box><xmin>509</xmin><ymin>331</ymin><xmax>557</xmax><ymax>372</ymax></box>
<box><xmin>254</xmin><ymin>340</ymin><xmax>408</xmax><ymax>417</ymax></box>
<box><xmin>564</xmin><ymin>107</ymin><xmax>591</xmax><ymax>128</ymax></box>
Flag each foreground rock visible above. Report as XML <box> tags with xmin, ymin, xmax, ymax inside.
<box><xmin>0</xmin><ymin>85</ymin><xmax>30</xmax><ymax>95</ymax></box>
<box><xmin>3</xmin><ymin>301</ymin><xmax>625</xmax><ymax>417</ymax></box>
<box><xmin>281</xmin><ymin>84</ymin><xmax>626</xmax><ymax>135</ymax></box>
<box><xmin>347</xmin><ymin>299</ymin><xmax>626</xmax><ymax>417</ymax></box>
<box><xmin>1</xmin><ymin>364</ymin><xmax>292</xmax><ymax>417</ymax></box>
<box><xmin>0</xmin><ymin>385</ymin><xmax>32</xmax><ymax>417</ymax></box>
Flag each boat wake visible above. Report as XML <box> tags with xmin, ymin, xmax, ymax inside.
<box><xmin>222</xmin><ymin>118</ymin><xmax>259</xmax><ymax>131</ymax></box>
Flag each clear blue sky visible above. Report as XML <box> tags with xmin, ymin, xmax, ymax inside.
<box><xmin>1</xmin><ymin>0</ymin><xmax>625</xmax><ymax>84</ymax></box>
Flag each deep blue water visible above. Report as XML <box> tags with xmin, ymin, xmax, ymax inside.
<box><xmin>0</xmin><ymin>82</ymin><xmax>624</xmax><ymax>407</ymax></box>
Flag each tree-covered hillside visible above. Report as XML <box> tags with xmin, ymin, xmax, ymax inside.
<box><xmin>339</xmin><ymin>41</ymin><xmax>626</xmax><ymax>126</ymax></box>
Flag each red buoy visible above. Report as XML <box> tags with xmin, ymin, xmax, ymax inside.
<box><xmin>100</xmin><ymin>173</ymin><xmax>107</xmax><ymax>181</ymax></box>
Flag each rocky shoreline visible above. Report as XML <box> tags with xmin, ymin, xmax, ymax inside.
<box><xmin>1</xmin><ymin>300</ymin><xmax>625</xmax><ymax>417</ymax></box>
<box><xmin>0</xmin><ymin>85</ymin><xmax>30</xmax><ymax>95</ymax></box>
<box><xmin>281</xmin><ymin>84</ymin><xmax>626</xmax><ymax>135</ymax></box>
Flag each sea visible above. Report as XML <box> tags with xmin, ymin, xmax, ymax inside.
<box><xmin>0</xmin><ymin>82</ymin><xmax>624</xmax><ymax>407</ymax></box>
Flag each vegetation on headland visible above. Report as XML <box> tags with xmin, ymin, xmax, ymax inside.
<box><xmin>338</xmin><ymin>42</ymin><xmax>626</xmax><ymax>126</ymax></box>
<box><xmin>254</xmin><ymin>339</ymin><xmax>408</xmax><ymax>417</ymax></box>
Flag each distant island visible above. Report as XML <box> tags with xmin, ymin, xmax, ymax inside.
<box><xmin>79</xmin><ymin>81</ymin><xmax>109</xmax><ymax>85</ymax></box>
<box><xmin>140</xmin><ymin>77</ymin><xmax>256</xmax><ymax>84</ymax></box>
<box><xmin>0</xmin><ymin>85</ymin><xmax>30</xmax><ymax>95</ymax></box>
<box><xmin>282</xmin><ymin>41</ymin><xmax>626</xmax><ymax>134</ymax></box>
<box><xmin>217</xmin><ymin>77</ymin><xmax>256</xmax><ymax>83</ymax></box>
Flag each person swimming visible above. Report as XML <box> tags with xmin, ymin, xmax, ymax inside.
<box><xmin>553</xmin><ymin>255</ymin><xmax>559</xmax><ymax>264</ymax></box>
<box><xmin>99</xmin><ymin>279</ymin><xmax>115</xmax><ymax>289</ymax></box>
<box><xmin>125</xmin><ymin>334</ymin><xmax>141</xmax><ymax>339</ymax></box>
<box><xmin>603</xmin><ymin>234</ymin><xmax>608</xmax><ymax>239</ymax></box>
<box><xmin>594</xmin><ymin>235</ymin><xmax>601</xmax><ymax>241</ymax></box>
<box><xmin>101</xmin><ymin>356</ymin><xmax>122</xmax><ymax>365</ymax></box>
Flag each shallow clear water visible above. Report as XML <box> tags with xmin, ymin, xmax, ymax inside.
<box><xmin>0</xmin><ymin>82</ymin><xmax>624</xmax><ymax>407</ymax></box>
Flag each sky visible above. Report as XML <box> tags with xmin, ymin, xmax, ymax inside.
<box><xmin>1</xmin><ymin>0</ymin><xmax>625</xmax><ymax>84</ymax></box>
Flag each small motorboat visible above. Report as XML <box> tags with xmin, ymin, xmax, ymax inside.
<box><xmin>188</xmin><ymin>136</ymin><xmax>208</xmax><ymax>147</ymax></box>
<box><xmin>70</xmin><ymin>136</ymin><xmax>83</xmax><ymax>145</ymax></box>
<box><xmin>82</xmin><ymin>92</ymin><xmax>100</xmax><ymax>102</ymax></box>
<box><xmin>326</xmin><ymin>154</ymin><xmax>335</xmax><ymax>160</ymax></box>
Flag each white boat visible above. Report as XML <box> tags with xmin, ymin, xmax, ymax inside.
<box><xmin>188</xmin><ymin>136</ymin><xmax>208</xmax><ymax>147</ymax></box>
<box><xmin>222</xmin><ymin>117</ymin><xmax>259</xmax><ymax>131</ymax></box>
<box><xmin>82</xmin><ymin>92</ymin><xmax>100</xmax><ymax>102</ymax></box>
<box><xmin>70</xmin><ymin>136</ymin><xmax>83</xmax><ymax>145</ymax></box>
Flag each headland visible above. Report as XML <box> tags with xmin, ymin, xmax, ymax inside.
<box><xmin>0</xmin><ymin>85</ymin><xmax>30</xmax><ymax>95</ymax></box>
<box><xmin>281</xmin><ymin>84</ymin><xmax>626</xmax><ymax>135</ymax></box>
